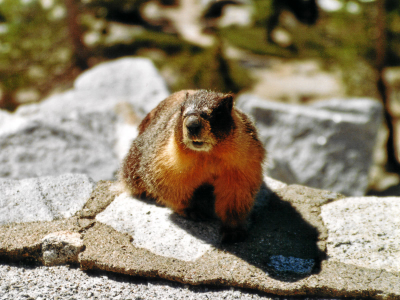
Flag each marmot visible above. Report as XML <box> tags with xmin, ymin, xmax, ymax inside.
<box><xmin>119</xmin><ymin>90</ymin><xmax>266</xmax><ymax>242</ymax></box>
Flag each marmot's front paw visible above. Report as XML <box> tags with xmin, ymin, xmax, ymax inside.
<box><xmin>220</xmin><ymin>225</ymin><xmax>247</xmax><ymax>243</ymax></box>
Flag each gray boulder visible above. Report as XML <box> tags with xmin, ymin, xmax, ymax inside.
<box><xmin>0</xmin><ymin>57</ymin><xmax>169</xmax><ymax>181</ymax></box>
<box><xmin>0</xmin><ymin>111</ymin><xmax>118</xmax><ymax>181</ymax></box>
<box><xmin>18</xmin><ymin>57</ymin><xmax>169</xmax><ymax>119</ymax></box>
<box><xmin>0</xmin><ymin>173</ymin><xmax>95</xmax><ymax>225</ymax></box>
<box><xmin>236</xmin><ymin>94</ymin><xmax>383</xmax><ymax>196</ymax></box>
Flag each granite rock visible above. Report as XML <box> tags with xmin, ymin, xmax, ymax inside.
<box><xmin>42</xmin><ymin>231</ymin><xmax>84</xmax><ymax>266</ymax></box>
<box><xmin>96</xmin><ymin>193</ymin><xmax>219</xmax><ymax>262</ymax></box>
<box><xmin>79</xmin><ymin>181</ymin><xmax>400</xmax><ymax>299</ymax></box>
<box><xmin>0</xmin><ymin>58</ymin><xmax>168</xmax><ymax>181</ymax></box>
<box><xmin>236</xmin><ymin>94</ymin><xmax>383</xmax><ymax>196</ymax></box>
<box><xmin>17</xmin><ymin>57</ymin><xmax>169</xmax><ymax>119</ymax></box>
<box><xmin>0</xmin><ymin>174</ymin><xmax>95</xmax><ymax>225</ymax></box>
<box><xmin>321</xmin><ymin>196</ymin><xmax>400</xmax><ymax>273</ymax></box>
<box><xmin>1</xmin><ymin>176</ymin><xmax>400</xmax><ymax>299</ymax></box>
<box><xmin>95</xmin><ymin>182</ymin><xmax>271</xmax><ymax>263</ymax></box>
<box><xmin>0</xmin><ymin>112</ymin><xmax>118</xmax><ymax>181</ymax></box>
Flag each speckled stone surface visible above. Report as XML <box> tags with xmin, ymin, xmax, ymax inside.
<box><xmin>321</xmin><ymin>196</ymin><xmax>400</xmax><ymax>273</ymax></box>
<box><xmin>1</xmin><ymin>176</ymin><xmax>400</xmax><ymax>299</ymax></box>
<box><xmin>0</xmin><ymin>174</ymin><xmax>95</xmax><ymax>225</ymax></box>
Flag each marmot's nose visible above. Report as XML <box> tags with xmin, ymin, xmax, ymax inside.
<box><xmin>186</xmin><ymin>116</ymin><xmax>201</xmax><ymax>135</ymax></box>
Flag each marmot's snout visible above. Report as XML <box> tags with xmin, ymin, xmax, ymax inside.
<box><xmin>182</xmin><ymin>111</ymin><xmax>214</xmax><ymax>151</ymax></box>
<box><xmin>185</xmin><ymin>114</ymin><xmax>202</xmax><ymax>136</ymax></box>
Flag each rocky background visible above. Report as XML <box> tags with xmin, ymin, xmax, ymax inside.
<box><xmin>1</xmin><ymin>0</ymin><xmax>400</xmax><ymax>299</ymax></box>
<box><xmin>0</xmin><ymin>56</ymin><xmax>384</xmax><ymax>195</ymax></box>
<box><xmin>2</xmin><ymin>0</ymin><xmax>400</xmax><ymax>194</ymax></box>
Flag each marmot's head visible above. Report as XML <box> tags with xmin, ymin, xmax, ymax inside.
<box><xmin>177</xmin><ymin>90</ymin><xmax>236</xmax><ymax>152</ymax></box>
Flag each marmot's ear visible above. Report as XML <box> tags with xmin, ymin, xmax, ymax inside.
<box><xmin>221</xmin><ymin>94</ymin><xmax>234</xmax><ymax>112</ymax></box>
<box><xmin>181</xmin><ymin>92</ymin><xmax>190</xmax><ymax>113</ymax></box>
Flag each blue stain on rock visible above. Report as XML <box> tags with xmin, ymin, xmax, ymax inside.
<box><xmin>270</xmin><ymin>255</ymin><xmax>315</xmax><ymax>274</ymax></box>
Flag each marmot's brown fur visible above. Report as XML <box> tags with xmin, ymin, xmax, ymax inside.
<box><xmin>119</xmin><ymin>90</ymin><xmax>266</xmax><ymax>242</ymax></box>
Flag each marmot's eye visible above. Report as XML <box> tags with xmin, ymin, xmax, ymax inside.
<box><xmin>200</xmin><ymin>112</ymin><xmax>209</xmax><ymax>119</ymax></box>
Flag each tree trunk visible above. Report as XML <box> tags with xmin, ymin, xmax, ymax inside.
<box><xmin>375</xmin><ymin>0</ymin><xmax>400</xmax><ymax>171</ymax></box>
<box><xmin>65</xmin><ymin>0</ymin><xmax>89</xmax><ymax>70</ymax></box>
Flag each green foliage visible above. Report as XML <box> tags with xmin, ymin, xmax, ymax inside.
<box><xmin>104</xmin><ymin>29</ymin><xmax>200</xmax><ymax>56</ymax></box>
<box><xmin>4</xmin><ymin>0</ymin><xmax>400</xmax><ymax>109</ymax></box>
<box><xmin>252</xmin><ymin>0</ymin><xmax>273</xmax><ymax>26</ymax></box>
<box><xmin>166</xmin><ymin>45</ymin><xmax>253</xmax><ymax>93</ymax></box>
<box><xmin>221</xmin><ymin>27</ymin><xmax>294</xmax><ymax>58</ymax></box>
<box><xmin>0</xmin><ymin>0</ymin><xmax>71</xmax><ymax>99</ymax></box>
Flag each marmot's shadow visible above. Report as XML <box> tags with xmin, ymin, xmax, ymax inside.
<box><xmin>169</xmin><ymin>181</ymin><xmax>324</xmax><ymax>282</ymax></box>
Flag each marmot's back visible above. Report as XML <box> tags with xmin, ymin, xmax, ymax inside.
<box><xmin>119</xmin><ymin>90</ymin><xmax>266</xmax><ymax>242</ymax></box>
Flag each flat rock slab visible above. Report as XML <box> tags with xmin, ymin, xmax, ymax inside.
<box><xmin>0</xmin><ymin>180</ymin><xmax>116</xmax><ymax>262</ymax></box>
<box><xmin>0</xmin><ymin>174</ymin><xmax>95</xmax><ymax>225</ymax></box>
<box><xmin>80</xmin><ymin>183</ymin><xmax>400</xmax><ymax>299</ymax></box>
<box><xmin>321</xmin><ymin>196</ymin><xmax>400</xmax><ymax>273</ymax></box>
<box><xmin>1</xmin><ymin>177</ymin><xmax>400</xmax><ymax>299</ymax></box>
<box><xmin>0</xmin><ymin>218</ymin><xmax>82</xmax><ymax>262</ymax></box>
<box><xmin>95</xmin><ymin>184</ymin><xmax>271</xmax><ymax>263</ymax></box>
<box><xmin>96</xmin><ymin>193</ymin><xmax>220</xmax><ymax>262</ymax></box>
